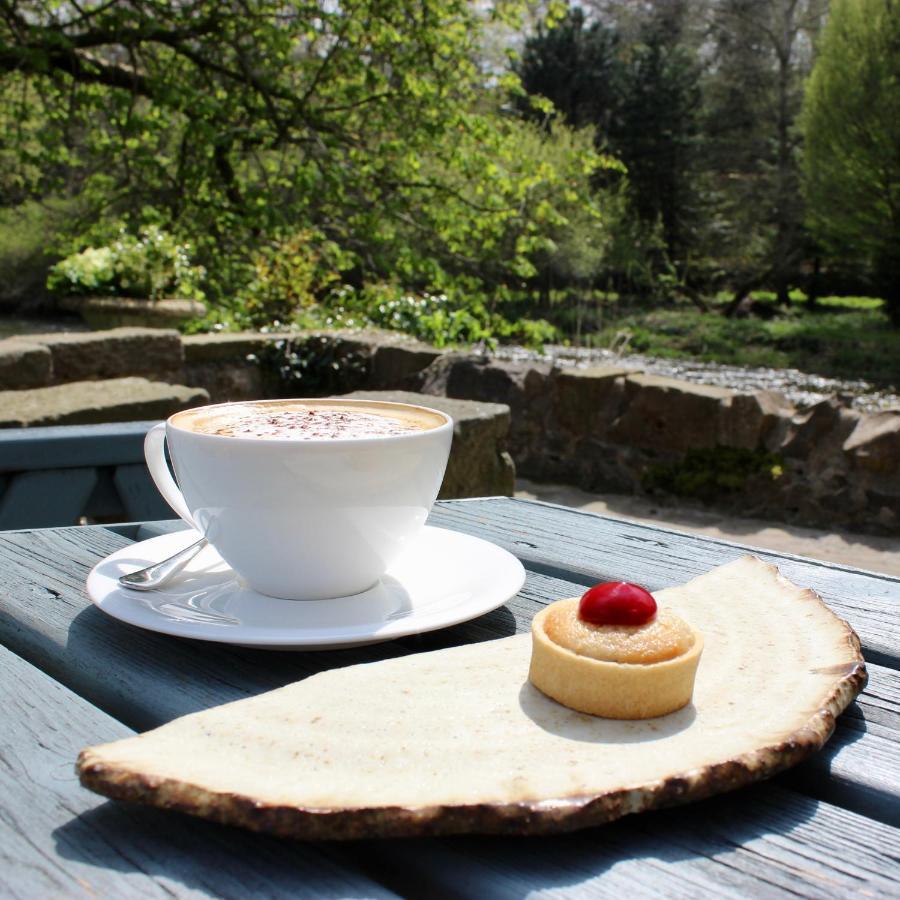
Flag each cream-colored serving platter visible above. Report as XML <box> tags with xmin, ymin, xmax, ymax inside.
<box><xmin>78</xmin><ymin>556</ymin><xmax>866</xmax><ymax>840</ymax></box>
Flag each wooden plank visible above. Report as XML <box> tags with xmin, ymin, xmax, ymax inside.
<box><xmin>0</xmin><ymin>420</ymin><xmax>156</xmax><ymax>472</ymax></box>
<box><xmin>0</xmin><ymin>523</ymin><xmax>896</xmax><ymax>831</ymax></box>
<box><xmin>0</xmin><ymin>468</ymin><xmax>98</xmax><ymax>529</ymax></box>
<box><xmin>0</xmin><ymin>523</ymin><xmax>539</xmax><ymax>729</ymax></box>
<box><xmin>428</xmin><ymin>497</ymin><xmax>900</xmax><ymax>668</ymax></box>
<box><xmin>784</xmin><ymin>663</ymin><xmax>900</xmax><ymax>828</ymax></box>
<box><xmin>113</xmin><ymin>463</ymin><xmax>173</xmax><ymax>521</ymax></box>
<box><xmin>4</xmin><ymin>646</ymin><xmax>899</xmax><ymax>900</ymax></box>
<box><xmin>0</xmin><ymin>644</ymin><xmax>399</xmax><ymax>899</ymax></box>
<box><xmin>82</xmin><ymin>467</ymin><xmax>127</xmax><ymax>520</ymax></box>
<box><xmin>366</xmin><ymin>786</ymin><xmax>900</xmax><ymax>899</ymax></box>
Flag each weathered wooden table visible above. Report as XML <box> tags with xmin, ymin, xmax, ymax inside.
<box><xmin>2</xmin><ymin>497</ymin><xmax>899</xmax><ymax>898</ymax></box>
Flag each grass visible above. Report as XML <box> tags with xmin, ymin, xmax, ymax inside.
<box><xmin>583</xmin><ymin>294</ymin><xmax>899</xmax><ymax>388</ymax></box>
<box><xmin>0</xmin><ymin>198</ymin><xmax>85</xmax><ymax>306</ymax></box>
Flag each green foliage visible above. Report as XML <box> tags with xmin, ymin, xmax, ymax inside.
<box><xmin>5</xmin><ymin>0</ymin><xmax>888</xmax><ymax>356</ymax></box>
<box><xmin>0</xmin><ymin>198</ymin><xmax>81</xmax><ymax>305</ymax></box>
<box><xmin>252</xmin><ymin>336</ymin><xmax>370</xmax><ymax>398</ymax></box>
<box><xmin>643</xmin><ymin>447</ymin><xmax>785</xmax><ymax>503</ymax></box>
<box><xmin>592</xmin><ymin>301</ymin><xmax>900</xmax><ymax>386</ymax></box>
<box><xmin>1</xmin><ymin>0</ymin><xmax>619</xmax><ymax>332</ymax></box>
<box><xmin>515</xmin><ymin>4</ymin><xmax>703</xmax><ymax>275</ymax></box>
<box><xmin>300</xmin><ymin>283</ymin><xmax>559</xmax><ymax>350</ymax></box>
<box><xmin>47</xmin><ymin>226</ymin><xmax>205</xmax><ymax>300</ymax></box>
<box><xmin>239</xmin><ymin>230</ymin><xmax>352</xmax><ymax>327</ymax></box>
<box><xmin>802</xmin><ymin>0</ymin><xmax>900</xmax><ymax>322</ymax></box>
<box><xmin>514</xmin><ymin>7</ymin><xmax>621</xmax><ymax>132</ymax></box>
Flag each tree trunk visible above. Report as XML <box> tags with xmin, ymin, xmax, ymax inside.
<box><xmin>807</xmin><ymin>256</ymin><xmax>820</xmax><ymax>309</ymax></box>
<box><xmin>723</xmin><ymin>270</ymin><xmax>769</xmax><ymax>318</ymax></box>
<box><xmin>772</xmin><ymin>3</ymin><xmax>798</xmax><ymax>308</ymax></box>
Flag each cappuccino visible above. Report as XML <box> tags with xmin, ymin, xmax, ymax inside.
<box><xmin>174</xmin><ymin>400</ymin><xmax>444</xmax><ymax>441</ymax></box>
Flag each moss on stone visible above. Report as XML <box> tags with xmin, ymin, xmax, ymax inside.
<box><xmin>642</xmin><ymin>447</ymin><xmax>784</xmax><ymax>503</ymax></box>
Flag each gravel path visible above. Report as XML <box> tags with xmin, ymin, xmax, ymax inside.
<box><xmin>494</xmin><ymin>344</ymin><xmax>900</xmax><ymax>413</ymax></box>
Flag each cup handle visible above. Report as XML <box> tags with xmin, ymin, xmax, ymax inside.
<box><xmin>144</xmin><ymin>422</ymin><xmax>196</xmax><ymax>527</ymax></box>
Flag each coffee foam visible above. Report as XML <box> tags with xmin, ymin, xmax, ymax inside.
<box><xmin>174</xmin><ymin>401</ymin><xmax>444</xmax><ymax>440</ymax></box>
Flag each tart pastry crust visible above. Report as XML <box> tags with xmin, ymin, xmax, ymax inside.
<box><xmin>529</xmin><ymin>600</ymin><xmax>704</xmax><ymax>719</ymax></box>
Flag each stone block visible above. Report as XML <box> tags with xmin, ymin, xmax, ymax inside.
<box><xmin>22</xmin><ymin>328</ymin><xmax>184</xmax><ymax>384</ymax></box>
<box><xmin>717</xmin><ymin>390</ymin><xmax>795</xmax><ymax>450</ymax></box>
<box><xmin>344</xmin><ymin>389</ymin><xmax>515</xmax><ymax>499</ymax></box>
<box><xmin>865</xmin><ymin>490</ymin><xmax>900</xmax><ymax>530</ymax></box>
<box><xmin>184</xmin><ymin>362</ymin><xmax>264</xmax><ymax>404</ymax></box>
<box><xmin>370</xmin><ymin>340</ymin><xmax>443</xmax><ymax>389</ymax></box>
<box><xmin>453</xmin><ymin>359</ymin><xmax>554</xmax><ymax>417</ymax></box>
<box><xmin>410</xmin><ymin>354</ymin><xmax>554</xmax><ymax>465</ymax></box>
<box><xmin>182</xmin><ymin>332</ymin><xmax>281</xmax><ymax>364</ymax></box>
<box><xmin>0</xmin><ymin>378</ymin><xmax>209</xmax><ymax>428</ymax></box>
<box><xmin>0</xmin><ymin>340</ymin><xmax>52</xmax><ymax>389</ymax></box>
<box><xmin>182</xmin><ymin>333</ymin><xmax>277</xmax><ymax>403</ymax></box>
<box><xmin>608</xmin><ymin>374</ymin><xmax>734</xmax><ymax>452</ymax></box>
<box><xmin>843</xmin><ymin>411</ymin><xmax>900</xmax><ymax>477</ymax></box>
<box><xmin>778</xmin><ymin>399</ymin><xmax>860</xmax><ymax>460</ymax></box>
<box><xmin>552</xmin><ymin>366</ymin><xmax>632</xmax><ymax>438</ymax></box>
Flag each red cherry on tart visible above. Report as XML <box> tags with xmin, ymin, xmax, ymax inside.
<box><xmin>578</xmin><ymin>582</ymin><xmax>657</xmax><ymax>626</ymax></box>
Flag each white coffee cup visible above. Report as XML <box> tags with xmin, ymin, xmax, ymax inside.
<box><xmin>144</xmin><ymin>398</ymin><xmax>453</xmax><ymax>600</ymax></box>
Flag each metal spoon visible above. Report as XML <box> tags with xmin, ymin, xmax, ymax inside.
<box><xmin>118</xmin><ymin>537</ymin><xmax>208</xmax><ymax>591</ymax></box>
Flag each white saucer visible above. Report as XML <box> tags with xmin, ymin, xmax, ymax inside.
<box><xmin>87</xmin><ymin>526</ymin><xmax>526</xmax><ymax>650</ymax></box>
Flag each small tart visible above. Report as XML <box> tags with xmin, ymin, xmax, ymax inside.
<box><xmin>542</xmin><ymin>600</ymin><xmax>694</xmax><ymax>664</ymax></box>
<box><xmin>529</xmin><ymin>599</ymin><xmax>703</xmax><ymax>719</ymax></box>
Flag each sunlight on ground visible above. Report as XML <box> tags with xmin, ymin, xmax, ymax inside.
<box><xmin>516</xmin><ymin>479</ymin><xmax>900</xmax><ymax>578</ymax></box>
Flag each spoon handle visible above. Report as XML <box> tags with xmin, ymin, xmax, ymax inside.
<box><xmin>119</xmin><ymin>537</ymin><xmax>208</xmax><ymax>591</ymax></box>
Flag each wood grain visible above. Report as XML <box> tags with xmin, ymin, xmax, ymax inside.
<box><xmin>0</xmin><ymin>645</ymin><xmax>398</xmax><ymax>899</ymax></box>
<box><xmin>0</xmin><ymin>534</ymin><xmax>896</xmax><ymax>833</ymax></box>
<box><xmin>428</xmin><ymin>497</ymin><xmax>900</xmax><ymax>667</ymax></box>
<box><xmin>784</xmin><ymin>662</ymin><xmax>900</xmax><ymax>827</ymax></box>
<box><xmin>6</xmin><ymin>644</ymin><xmax>900</xmax><ymax>899</ymax></box>
<box><xmin>2</xmin><ymin>498</ymin><xmax>900</xmax><ymax>895</ymax></box>
<box><xmin>361</xmin><ymin>784</ymin><xmax>900</xmax><ymax>899</ymax></box>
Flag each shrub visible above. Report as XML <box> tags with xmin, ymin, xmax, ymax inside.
<box><xmin>0</xmin><ymin>199</ymin><xmax>80</xmax><ymax>306</ymax></box>
<box><xmin>238</xmin><ymin>230</ymin><xmax>351</xmax><ymax>327</ymax></box>
<box><xmin>251</xmin><ymin>336</ymin><xmax>370</xmax><ymax>398</ymax></box>
<box><xmin>643</xmin><ymin>448</ymin><xmax>784</xmax><ymax>502</ymax></box>
<box><xmin>47</xmin><ymin>226</ymin><xmax>205</xmax><ymax>300</ymax></box>
<box><xmin>311</xmin><ymin>282</ymin><xmax>559</xmax><ymax>350</ymax></box>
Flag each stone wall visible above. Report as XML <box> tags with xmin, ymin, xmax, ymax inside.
<box><xmin>404</xmin><ymin>354</ymin><xmax>900</xmax><ymax>535</ymax></box>
<box><xmin>1</xmin><ymin>327</ymin><xmax>898</xmax><ymax>533</ymax></box>
<box><xmin>184</xmin><ymin>333</ymin><xmax>900</xmax><ymax>533</ymax></box>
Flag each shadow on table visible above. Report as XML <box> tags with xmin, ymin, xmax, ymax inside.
<box><xmin>53</xmin><ymin>801</ymin><xmax>387</xmax><ymax>895</ymax></box>
<box><xmin>54</xmin><ymin>786</ymin><xmax>826</xmax><ymax>897</ymax></box>
<box><xmin>64</xmin><ymin>600</ymin><xmax>519</xmax><ymax>731</ymax></box>
<box><xmin>779</xmin><ymin>700</ymin><xmax>898</xmax><ymax>827</ymax></box>
<box><xmin>363</xmin><ymin>787</ymin><xmax>831</xmax><ymax>896</ymax></box>
<box><xmin>518</xmin><ymin>681</ymin><xmax>696</xmax><ymax>742</ymax></box>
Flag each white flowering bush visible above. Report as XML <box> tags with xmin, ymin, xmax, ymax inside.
<box><xmin>312</xmin><ymin>282</ymin><xmax>557</xmax><ymax>349</ymax></box>
<box><xmin>48</xmin><ymin>226</ymin><xmax>205</xmax><ymax>300</ymax></box>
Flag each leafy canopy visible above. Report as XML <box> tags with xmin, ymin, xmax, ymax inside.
<box><xmin>0</xmin><ymin>0</ymin><xmax>617</xmax><ymax>331</ymax></box>
<box><xmin>802</xmin><ymin>0</ymin><xmax>900</xmax><ymax>320</ymax></box>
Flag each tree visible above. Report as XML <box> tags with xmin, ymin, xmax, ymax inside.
<box><xmin>802</xmin><ymin>0</ymin><xmax>900</xmax><ymax>324</ymax></box>
<box><xmin>0</xmin><ymin>0</ymin><xmax>615</xmax><ymax>318</ymax></box>
<box><xmin>614</xmin><ymin>1</ymin><xmax>702</xmax><ymax>264</ymax></box>
<box><xmin>515</xmin><ymin>4</ymin><xmax>703</xmax><ymax>281</ymax></box>
<box><xmin>515</xmin><ymin>6</ymin><xmax>621</xmax><ymax>135</ymax></box>
<box><xmin>704</xmin><ymin>0</ymin><xmax>827</xmax><ymax>306</ymax></box>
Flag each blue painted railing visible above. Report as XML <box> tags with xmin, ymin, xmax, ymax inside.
<box><xmin>0</xmin><ymin>421</ymin><xmax>171</xmax><ymax>529</ymax></box>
